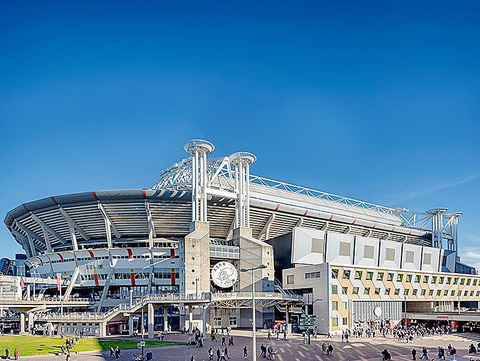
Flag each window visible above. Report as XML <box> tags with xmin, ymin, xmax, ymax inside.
<box><xmin>460</xmin><ymin>278</ymin><xmax>465</xmax><ymax>285</ymax></box>
<box><xmin>404</xmin><ymin>289</ymin><xmax>409</xmax><ymax>296</ymax></box>
<box><xmin>355</xmin><ymin>271</ymin><xmax>362</xmax><ymax>280</ymax></box>
<box><xmin>473</xmin><ymin>279</ymin><xmax>477</xmax><ymax>286</ymax></box>
<box><xmin>405</xmin><ymin>251</ymin><xmax>415</xmax><ymax>263</ymax></box>
<box><xmin>374</xmin><ymin>287</ymin><xmax>381</xmax><ymax>295</ymax></box>
<box><xmin>412</xmin><ymin>289</ymin><xmax>418</xmax><ymax>296</ymax></box>
<box><xmin>394</xmin><ymin>289</ymin><xmax>400</xmax><ymax>295</ymax></box>
<box><xmin>332</xmin><ymin>317</ymin><xmax>338</xmax><ymax>327</ymax></box>
<box><xmin>342</xmin><ymin>286</ymin><xmax>348</xmax><ymax>295</ymax></box>
<box><xmin>444</xmin><ymin>290</ymin><xmax>448</xmax><ymax>296</ymax></box>
<box><xmin>436</xmin><ymin>290</ymin><xmax>441</xmax><ymax>296</ymax></box>
<box><xmin>342</xmin><ymin>317</ymin><xmax>348</xmax><ymax>326</ymax></box>
<box><xmin>464</xmin><ymin>290</ymin><xmax>468</xmax><ymax>296</ymax></box>
<box><xmin>339</xmin><ymin>242</ymin><xmax>351</xmax><ymax>257</ymax></box>
<box><xmin>366</xmin><ymin>272</ymin><xmax>373</xmax><ymax>280</ymax></box>
<box><xmin>467</xmin><ymin>279</ymin><xmax>471</xmax><ymax>285</ymax></box>
<box><xmin>385</xmin><ymin>288</ymin><xmax>391</xmax><ymax>296</ymax></box>
<box><xmin>287</xmin><ymin>275</ymin><xmax>294</xmax><ymax>284</ymax></box>
<box><xmin>432</xmin><ymin>276</ymin><xmax>437</xmax><ymax>284</ymax></box>
<box><xmin>386</xmin><ymin>248</ymin><xmax>395</xmax><ymax>261</ymax></box>
<box><xmin>343</xmin><ymin>270</ymin><xmax>351</xmax><ymax>280</ymax></box>
<box><xmin>439</xmin><ymin>277</ymin><xmax>445</xmax><ymax>284</ymax></box>
<box><xmin>331</xmin><ymin>269</ymin><xmax>339</xmax><ymax>279</ymax></box>
<box><xmin>377</xmin><ymin>272</ymin><xmax>384</xmax><ymax>281</ymax></box>
<box><xmin>421</xmin><ymin>289</ymin><xmax>426</xmax><ymax>296</ymax></box>
<box><xmin>397</xmin><ymin>274</ymin><xmax>403</xmax><ymax>282</ymax></box>
<box><xmin>423</xmin><ymin>276</ymin><xmax>429</xmax><ymax>284</ymax></box>
<box><xmin>332</xmin><ymin>285</ymin><xmax>338</xmax><ymax>295</ymax></box>
<box><xmin>447</xmin><ymin>277</ymin><xmax>452</xmax><ymax>284</ymax></box>
<box><xmin>353</xmin><ymin>287</ymin><xmax>359</xmax><ymax>295</ymax></box>
<box><xmin>429</xmin><ymin>290</ymin><xmax>434</xmax><ymax>296</ymax></box>
<box><xmin>229</xmin><ymin>317</ymin><xmax>237</xmax><ymax>326</ymax></box>
<box><xmin>423</xmin><ymin>253</ymin><xmax>432</xmax><ymax>265</ymax></box>
<box><xmin>214</xmin><ymin>318</ymin><xmax>222</xmax><ymax>327</ymax></box>
<box><xmin>387</xmin><ymin>273</ymin><xmax>394</xmax><ymax>281</ymax></box>
<box><xmin>406</xmin><ymin>274</ymin><xmax>412</xmax><ymax>282</ymax></box>
<box><xmin>470</xmin><ymin>291</ymin><xmax>475</xmax><ymax>297</ymax></box>
<box><xmin>415</xmin><ymin>275</ymin><xmax>421</xmax><ymax>283</ymax></box>
<box><xmin>342</xmin><ymin>302</ymin><xmax>348</xmax><ymax>310</ymax></box>
<box><xmin>332</xmin><ymin>301</ymin><xmax>338</xmax><ymax>310</ymax></box>
<box><xmin>453</xmin><ymin>278</ymin><xmax>458</xmax><ymax>285</ymax></box>
<box><xmin>364</xmin><ymin>245</ymin><xmax>374</xmax><ymax>259</ymax></box>
<box><xmin>364</xmin><ymin>287</ymin><xmax>370</xmax><ymax>295</ymax></box>
<box><xmin>305</xmin><ymin>272</ymin><xmax>321</xmax><ymax>279</ymax></box>
<box><xmin>476</xmin><ymin>291</ymin><xmax>480</xmax><ymax>297</ymax></box>
<box><xmin>311</xmin><ymin>237</ymin><xmax>324</xmax><ymax>253</ymax></box>
<box><xmin>450</xmin><ymin>290</ymin><xmax>456</xmax><ymax>297</ymax></box>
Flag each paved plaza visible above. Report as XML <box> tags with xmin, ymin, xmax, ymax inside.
<box><xmin>11</xmin><ymin>330</ymin><xmax>480</xmax><ymax>361</ymax></box>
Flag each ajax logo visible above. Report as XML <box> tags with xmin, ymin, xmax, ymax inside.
<box><xmin>211</xmin><ymin>261</ymin><xmax>238</xmax><ymax>288</ymax></box>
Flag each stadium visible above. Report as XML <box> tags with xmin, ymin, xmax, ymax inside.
<box><xmin>2</xmin><ymin>139</ymin><xmax>480</xmax><ymax>337</ymax></box>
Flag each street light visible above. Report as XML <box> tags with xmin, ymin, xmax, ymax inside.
<box><xmin>240</xmin><ymin>264</ymin><xmax>266</xmax><ymax>361</ymax></box>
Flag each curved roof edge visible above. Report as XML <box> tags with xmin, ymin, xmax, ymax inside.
<box><xmin>4</xmin><ymin>189</ymin><xmax>192</xmax><ymax>227</ymax></box>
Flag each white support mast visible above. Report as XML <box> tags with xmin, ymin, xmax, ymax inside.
<box><xmin>184</xmin><ymin>139</ymin><xmax>215</xmax><ymax>222</ymax></box>
<box><xmin>229</xmin><ymin>152</ymin><xmax>257</xmax><ymax>228</ymax></box>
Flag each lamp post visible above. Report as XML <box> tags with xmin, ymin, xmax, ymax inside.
<box><xmin>240</xmin><ymin>264</ymin><xmax>266</xmax><ymax>361</ymax></box>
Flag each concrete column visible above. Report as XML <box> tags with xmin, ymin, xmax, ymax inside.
<box><xmin>99</xmin><ymin>322</ymin><xmax>106</xmax><ymax>337</ymax></box>
<box><xmin>202</xmin><ymin>304</ymin><xmax>207</xmax><ymax>337</ymax></box>
<box><xmin>163</xmin><ymin>307</ymin><xmax>168</xmax><ymax>332</ymax></box>
<box><xmin>148</xmin><ymin>303</ymin><xmax>154</xmax><ymax>339</ymax></box>
<box><xmin>128</xmin><ymin>316</ymin><xmax>134</xmax><ymax>337</ymax></box>
<box><xmin>27</xmin><ymin>312</ymin><xmax>34</xmax><ymax>332</ymax></box>
<box><xmin>20</xmin><ymin>312</ymin><xmax>26</xmax><ymax>334</ymax></box>
<box><xmin>188</xmin><ymin>305</ymin><xmax>193</xmax><ymax>334</ymax></box>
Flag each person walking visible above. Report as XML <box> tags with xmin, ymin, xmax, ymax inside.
<box><xmin>420</xmin><ymin>346</ymin><xmax>428</xmax><ymax>360</ymax></box>
<box><xmin>412</xmin><ymin>348</ymin><xmax>417</xmax><ymax>360</ymax></box>
<box><xmin>13</xmin><ymin>349</ymin><xmax>18</xmax><ymax>361</ymax></box>
<box><xmin>222</xmin><ymin>336</ymin><xmax>226</xmax><ymax>346</ymax></box>
<box><xmin>5</xmin><ymin>348</ymin><xmax>10</xmax><ymax>360</ymax></box>
<box><xmin>208</xmin><ymin>347</ymin><xmax>214</xmax><ymax>361</ymax></box>
<box><xmin>224</xmin><ymin>346</ymin><xmax>230</xmax><ymax>360</ymax></box>
<box><xmin>243</xmin><ymin>346</ymin><xmax>248</xmax><ymax>359</ymax></box>
<box><xmin>216</xmin><ymin>348</ymin><xmax>221</xmax><ymax>361</ymax></box>
<box><xmin>109</xmin><ymin>347</ymin><xmax>114</xmax><ymax>358</ymax></box>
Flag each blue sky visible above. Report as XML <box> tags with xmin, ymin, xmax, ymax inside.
<box><xmin>1</xmin><ymin>1</ymin><xmax>479</xmax><ymax>264</ymax></box>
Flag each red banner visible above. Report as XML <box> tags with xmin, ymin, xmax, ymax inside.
<box><xmin>20</xmin><ymin>277</ymin><xmax>25</xmax><ymax>289</ymax></box>
<box><xmin>93</xmin><ymin>270</ymin><xmax>99</xmax><ymax>287</ymax></box>
<box><xmin>130</xmin><ymin>269</ymin><xmax>136</xmax><ymax>286</ymax></box>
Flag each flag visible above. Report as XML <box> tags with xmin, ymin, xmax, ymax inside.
<box><xmin>20</xmin><ymin>276</ymin><xmax>25</xmax><ymax>289</ymax></box>
<box><xmin>57</xmin><ymin>273</ymin><xmax>61</xmax><ymax>291</ymax></box>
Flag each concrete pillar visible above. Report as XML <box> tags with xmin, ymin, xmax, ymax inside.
<box><xmin>27</xmin><ymin>312</ymin><xmax>34</xmax><ymax>332</ymax></box>
<box><xmin>147</xmin><ymin>303</ymin><xmax>154</xmax><ymax>339</ymax></box>
<box><xmin>188</xmin><ymin>305</ymin><xmax>193</xmax><ymax>334</ymax></box>
<box><xmin>99</xmin><ymin>322</ymin><xmax>106</xmax><ymax>337</ymax></box>
<box><xmin>20</xmin><ymin>312</ymin><xmax>26</xmax><ymax>334</ymax></box>
<box><xmin>128</xmin><ymin>316</ymin><xmax>134</xmax><ymax>337</ymax></box>
<box><xmin>163</xmin><ymin>307</ymin><xmax>168</xmax><ymax>332</ymax></box>
<box><xmin>202</xmin><ymin>304</ymin><xmax>207</xmax><ymax>337</ymax></box>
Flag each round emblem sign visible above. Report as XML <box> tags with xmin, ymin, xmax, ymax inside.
<box><xmin>373</xmin><ymin>306</ymin><xmax>382</xmax><ymax>317</ymax></box>
<box><xmin>211</xmin><ymin>261</ymin><xmax>238</xmax><ymax>288</ymax></box>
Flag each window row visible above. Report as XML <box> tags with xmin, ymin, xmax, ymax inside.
<box><xmin>331</xmin><ymin>268</ymin><xmax>478</xmax><ymax>286</ymax></box>
<box><xmin>332</xmin><ymin>284</ymin><xmax>480</xmax><ymax>298</ymax></box>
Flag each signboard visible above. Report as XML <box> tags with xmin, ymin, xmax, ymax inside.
<box><xmin>299</xmin><ymin>315</ymin><xmax>317</xmax><ymax>330</ymax></box>
<box><xmin>211</xmin><ymin>261</ymin><xmax>238</xmax><ymax>288</ymax></box>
